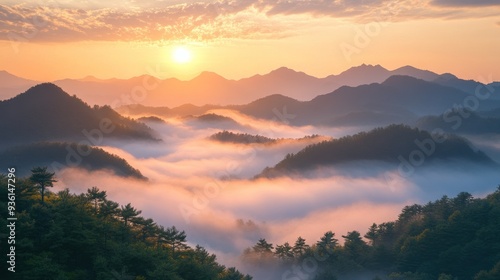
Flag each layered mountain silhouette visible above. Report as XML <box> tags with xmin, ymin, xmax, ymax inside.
<box><xmin>3</xmin><ymin>64</ymin><xmax>497</xmax><ymax>107</ymax></box>
<box><xmin>0</xmin><ymin>83</ymin><xmax>158</xmax><ymax>147</ymax></box>
<box><xmin>118</xmin><ymin>75</ymin><xmax>500</xmax><ymax>127</ymax></box>
<box><xmin>417</xmin><ymin>110</ymin><xmax>500</xmax><ymax>135</ymax></box>
<box><xmin>0</xmin><ymin>142</ymin><xmax>146</xmax><ymax>179</ymax></box>
<box><xmin>258</xmin><ymin>125</ymin><xmax>495</xmax><ymax>178</ymax></box>
<box><xmin>0</xmin><ymin>70</ymin><xmax>39</xmax><ymax>98</ymax></box>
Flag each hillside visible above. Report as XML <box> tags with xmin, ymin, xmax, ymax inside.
<box><xmin>183</xmin><ymin>113</ymin><xmax>243</xmax><ymax>130</ymax></box>
<box><xmin>0</xmin><ymin>177</ymin><xmax>251</xmax><ymax>280</ymax></box>
<box><xmin>209</xmin><ymin>131</ymin><xmax>327</xmax><ymax>145</ymax></box>
<box><xmin>0</xmin><ymin>142</ymin><xmax>146</xmax><ymax>179</ymax></box>
<box><xmin>210</xmin><ymin>131</ymin><xmax>277</xmax><ymax>144</ymax></box>
<box><xmin>243</xmin><ymin>188</ymin><xmax>500</xmax><ymax>279</ymax></box>
<box><xmin>0</xmin><ymin>83</ymin><xmax>158</xmax><ymax>147</ymax></box>
<box><xmin>417</xmin><ymin>110</ymin><xmax>500</xmax><ymax>135</ymax></box>
<box><xmin>259</xmin><ymin>125</ymin><xmax>494</xmax><ymax>178</ymax></box>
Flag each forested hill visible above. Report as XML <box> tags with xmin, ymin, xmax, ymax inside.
<box><xmin>0</xmin><ymin>142</ymin><xmax>146</xmax><ymax>179</ymax></box>
<box><xmin>209</xmin><ymin>131</ymin><xmax>327</xmax><ymax>145</ymax></box>
<box><xmin>0</xmin><ymin>83</ymin><xmax>158</xmax><ymax>146</ymax></box>
<box><xmin>243</xmin><ymin>188</ymin><xmax>500</xmax><ymax>279</ymax></box>
<box><xmin>0</xmin><ymin>172</ymin><xmax>252</xmax><ymax>280</ymax></box>
<box><xmin>259</xmin><ymin>124</ymin><xmax>495</xmax><ymax>178</ymax></box>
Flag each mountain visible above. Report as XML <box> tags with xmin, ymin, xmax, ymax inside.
<box><xmin>116</xmin><ymin>75</ymin><xmax>500</xmax><ymax>127</ymax></box>
<box><xmin>6</xmin><ymin>65</ymin><xmax>481</xmax><ymax>107</ymax></box>
<box><xmin>4</xmin><ymin>65</ymin><xmax>496</xmax><ymax>111</ymax></box>
<box><xmin>258</xmin><ymin>125</ymin><xmax>494</xmax><ymax>178</ymax></box>
<box><xmin>392</xmin><ymin>65</ymin><xmax>440</xmax><ymax>81</ymax></box>
<box><xmin>183</xmin><ymin>113</ymin><xmax>244</xmax><ymax>130</ymax></box>
<box><xmin>433</xmin><ymin>73</ymin><xmax>500</xmax><ymax>99</ymax></box>
<box><xmin>0</xmin><ymin>70</ymin><xmax>38</xmax><ymax>99</ymax></box>
<box><xmin>210</xmin><ymin>131</ymin><xmax>276</xmax><ymax>144</ymax></box>
<box><xmin>325</xmin><ymin>64</ymin><xmax>391</xmax><ymax>85</ymax></box>
<box><xmin>0</xmin><ymin>83</ymin><xmax>158</xmax><ymax>147</ymax></box>
<box><xmin>241</xmin><ymin>76</ymin><xmax>488</xmax><ymax>126</ymax></box>
<box><xmin>137</xmin><ymin>116</ymin><xmax>167</xmax><ymax>123</ymax></box>
<box><xmin>417</xmin><ymin>110</ymin><xmax>500</xmax><ymax>135</ymax></box>
<box><xmin>0</xmin><ymin>142</ymin><xmax>146</xmax><ymax>179</ymax></box>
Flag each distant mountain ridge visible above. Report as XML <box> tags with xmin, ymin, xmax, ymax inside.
<box><xmin>119</xmin><ymin>75</ymin><xmax>500</xmax><ymax>127</ymax></box>
<box><xmin>2</xmin><ymin>65</ymin><xmax>498</xmax><ymax>107</ymax></box>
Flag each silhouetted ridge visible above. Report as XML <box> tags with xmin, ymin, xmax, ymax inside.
<box><xmin>0</xmin><ymin>83</ymin><xmax>158</xmax><ymax>146</ymax></box>
<box><xmin>0</xmin><ymin>142</ymin><xmax>146</xmax><ymax>179</ymax></box>
<box><xmin>417</xmin><ymin>110</ymin><xmax>500</xmax><ymax>134</ymax></box>
<box><xmin>210</xmin><ymin>131</ymin><xmax>276</xmax><ymax>144</ymax></box>
<box><xmin>259</xmin><ymin>125</ymin><xmax>494</xmax><ymax>178</ymax></box>
<box><xmin>381</xmin><ymin>75</ymin><xmax>428</xmax><ymax>88</ymax></box>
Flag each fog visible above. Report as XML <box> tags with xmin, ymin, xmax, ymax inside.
<box><xmin>50</xmin><ymin>112</ymin><xmax>500</xmax><ymax>278</ymax></box>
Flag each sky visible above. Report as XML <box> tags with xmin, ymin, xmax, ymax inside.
<box><xmin>0</xmin><ymin>0</ymin><xmax>499</xmax><ymax>81</ymax></box>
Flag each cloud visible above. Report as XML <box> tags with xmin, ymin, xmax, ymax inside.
<box><xmin>0</xmin><ymin>1</ymin><xmax>287</xmax><ymax>42</ymax></box>
<box><xmin>1</xmin><ymin>0</ymin><xmax>499</xmax><ymax>43</ymax></box>
<box><xmin>40</xmin><ymin>114</ymin><xmax>500</xmax><ymax>279</ymax></box>
<box><xmin>431</xmin><ymin>0</ymin><xmax>500</xmax><ymax>7</ymax></box>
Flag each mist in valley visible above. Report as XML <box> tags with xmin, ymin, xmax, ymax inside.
<box><xmin>44</xmin><ymin>111</ymin><xmax>500</xmax><ymax>278</ymax></box>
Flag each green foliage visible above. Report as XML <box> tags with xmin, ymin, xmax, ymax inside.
<box><xmin>0</xmin><ymin>170</ymin><xmax>251</xmax><ymax>280</ymax></box>
<box><xmin>474</xmin><ymin>261</ymin><xmax>500</xmax><ymax>280</ymax></box>
<box><xmin>260</xmin><ymin>124</ymin><xmax>494</xmax><ymax>177</ymax></box>
<box><xmin>210</xmin><ymin>131</ymin><xmax>276</xmax><ymax>144</ymax></box>
<box><xmin>29</xmin><ymin>166</ymin><xmax>57</xmax><ymax>203</ymax></box>
<box><xmin>244</xmin><ymin>188</ymin><xmax>500</xmax><ymax>279</ymax></box>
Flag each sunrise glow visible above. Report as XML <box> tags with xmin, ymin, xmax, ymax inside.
<box><xmin>2</xmin><ymin>1</ymin><xmax>500</xmax><ymax>279</ymax></box>
<box><xmin>172</xmin><ymin>47</ymin><xmax>192</xmax><ymax>64</ymax></box>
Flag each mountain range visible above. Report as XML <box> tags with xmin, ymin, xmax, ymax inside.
<box><xmin>2</xmin><ymin>64</ymin><xmax>498</xmax><ymax>107</ymax></box>
<box><xmin>118</xmin><ymin>75</ymin><xmax>500</xmax><ymax>127</ymax></box>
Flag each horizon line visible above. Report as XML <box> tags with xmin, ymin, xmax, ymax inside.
<box><xmin>1</xmin><ymin>63</ymin><xmax>464</xmax><ymax>83</ymax></box>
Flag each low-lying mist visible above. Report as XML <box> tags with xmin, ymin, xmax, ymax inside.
<box><xmin>50</xmin><ymin>112</ymin><xmax>500</xmax><ymax>278</ymax></box>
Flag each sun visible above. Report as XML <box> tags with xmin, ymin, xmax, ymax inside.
<box><xmin>172</xmin><ymin>47</ymin><xmax>192</xmax><ymax>64</ymax></box>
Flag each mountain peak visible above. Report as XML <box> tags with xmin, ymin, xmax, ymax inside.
<box><xmin>436</xmin><ymin>73</ymin><xmax>458</xmax><ymax>81</ymax></box>
<box><xmin>265</xmin><ymin>67</ymin><xmax>314</xmax><ymax>80</ymax></box>
<box><xmin>79</xmin><ymin>75</ymin><xmax>102</xmax><ymax>82</ymax></box>
<box><xmin>381</xmin><ymin>75</ymin><xmax>429</xmax><ymax>88</ymax></box>
<box><xmin>24</xmin><ymin>83</ymin><xmax>66</xmax><ymax>95</ymax></box>
<box><xmin>269</xmin><ymin>67</ymin><xmax>298</xmax><ymax>74</ymax></box>
<box><xmin>392</xmin><ymin>65</ymin><xmax>439</xmax><ymax>81</ymax></box>
<box><xmin>339</xmin><ymin>64</ymin><xmax>389</xmax><ymax>76</ymax></box>
<box><xmin>192</xmin><ymin>71</ymin><xmax>226</xmax><ymax>81</ymax></box>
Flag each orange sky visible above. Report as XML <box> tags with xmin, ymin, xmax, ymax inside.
<box><xmin>0</xmin><ymin>0</ymin><xmax>499</xmax><ymax>82</ymax></box>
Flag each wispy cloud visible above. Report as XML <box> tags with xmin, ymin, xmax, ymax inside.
<box><xmin>0</xmin><ymin>1</ymin><xmax>286</xmax><ymax>42</ymax></box>
<box><xmin>431</xmin><ymin>0</ymin><xmax>500</xmax><ymax>7</ymax></box>
<box><xmin>0</xmin><ymin>1</ymin><xmax>499</xmax><ymax>43</ymax></box>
